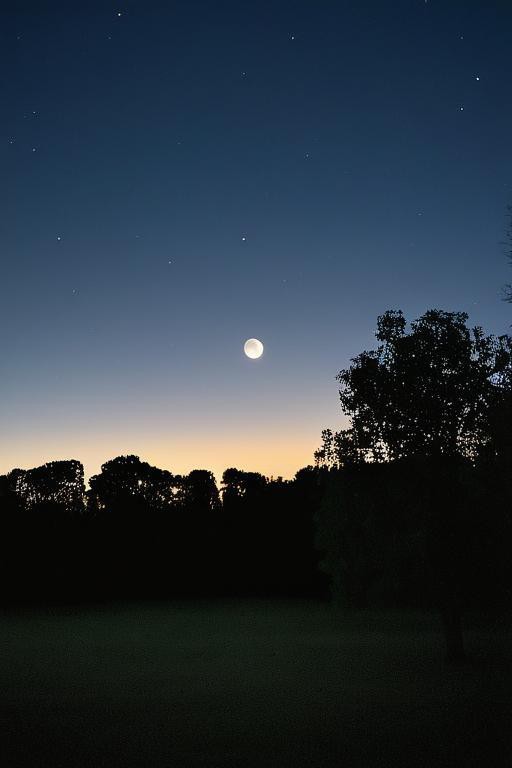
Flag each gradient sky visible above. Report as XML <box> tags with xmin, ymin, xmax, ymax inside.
<box><xmin>1</xmin><ymin>0</ymin><xmax>511</xmax><ymax>484</ymax></box>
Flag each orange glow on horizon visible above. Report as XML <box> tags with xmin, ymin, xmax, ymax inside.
<box><xmin>0</xmin><ymin>428</ymin><xmax>330</xmax><ymax>486</ymax></box>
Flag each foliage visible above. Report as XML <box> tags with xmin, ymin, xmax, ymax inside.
<box><xmin>7</xmin><ymin>460</ymin><xmax>85</xmax><ymax>516</ymax></box>
<box><xmin>0</xmin><ymin>458</ymin><xmax>326</xmax><ymax>603</ymax></box>
<box><xmin>314</xmin><ymin>310</ymin><xmax>512</xmax><ymax>660</ymax></box>
<box><xmin>87</xmin><ymin>454</ymin><xmax>178</xmax><ymax>516</ymax></box>
<box><xmin>316</xmin><ymin>309</ymin><xmax>512</xmax><ymax>466</ymax></box>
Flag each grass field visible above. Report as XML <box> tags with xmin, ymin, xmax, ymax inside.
<box><xmin>2</xmin><ymin>600</ymin><xmax>512</xmax><ymax>767</ymax></box>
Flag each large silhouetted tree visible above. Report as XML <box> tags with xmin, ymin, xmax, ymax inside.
<box><xmin>336</xmin><ymin>309</ymin><xmax>510</xmax><ymax>461</ymax></box>
<box><xmin>316</xmin><ymin>309</ymin><xmax>512</xmax><ymax>661</ymax></box>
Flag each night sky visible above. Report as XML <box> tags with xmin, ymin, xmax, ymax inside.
<box><xmin>2</xmin><ymin>1</ymin><xmax>511</xmax><ymax>482</ymax></box>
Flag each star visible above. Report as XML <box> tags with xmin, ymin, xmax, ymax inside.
<box><xmin>117</xmin><ymin>11</ymin><xmax>122</xmax><ymax>17</ymax></box>
<box><xmin>32</xmin><ymin>147</ymin><xmax>37</xmax><ymax>152</ymax></box>
<box><xmin>57</xmin><ymin>236</ymin><xmax>62</xmax><ymax>241</ymax></box>
<box><xmin>460</xmin><ymin>106</ymin><xmax>464</xmax><ymax>111</ymax></box>
<box><xmin>290</xmin><ymin>34</ymin><xmax>295</xmax><ymax>40</ymax></box>
<box><xmin>241</xmin><ymin>235</ymin><xmax>247</xmax><ymax>242</ymax></box>
<box><xmin>475</xmin><ymin>76</ymin><xmax>480</xmax><ymax>81</ymax></box>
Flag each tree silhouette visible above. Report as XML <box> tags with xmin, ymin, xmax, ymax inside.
<box><xmin>0</xmin><ymin>454</ymin><xmax>327</xmax><ymax>604</ymax></box>
<box><xmin>12</xmin><ymin>460</ymin><xmax>85</xmax><ymax>517</ymax></box>
<box><xmin>218</xmin><ymin>468</ymin><xmax>326</xmax><ymax>596</ymax></box>
<box><xmin>0</xmin><ymin>461</ymin><xmax>85</xmax><ymax>602</ymax></box>
<box><xmin>87</xmin><ymin>455</ymin><xmax>180</xmax><ymax>597</ymax></box>
<box><xmin>88</xmin><ymin>455</ymin><xmax>177</xmax><ymax>516</ymax></box>
<box><xmin>220</xmin><ymin>469</ymin><xmax>268</xmax><ymax>593</ymax></box>
<box><xmin>86</xmin><ymin>457</ymin><xmax>227</xmax><ymax>598</ymax></box>
<box><xmin>316</xmin><ymin>309</ymin><xmax>512</xmax><ymax>661</ymax></box>
<box><xmin>173</xmin><ymin>469</ymin><xmax>221</xmax><ymax>595</ymax></box>
<box><xmin>338</xmin><ymin>309</ymin><xmax>510</xmax><ymax>461</ymax></box>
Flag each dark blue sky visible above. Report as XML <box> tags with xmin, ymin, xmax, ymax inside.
<box><xmin>1</xmin><ymin>0</ymin><xmax>511</xmax><ymax>480</ymax></box>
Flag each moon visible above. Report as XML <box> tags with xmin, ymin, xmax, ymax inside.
<box><xmin>244</xmin><ymin>338</ymin><xmax>264</xmax><ymax>359</ymax></box>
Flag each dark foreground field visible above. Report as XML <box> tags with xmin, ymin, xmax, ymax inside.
<box><xmin>2</xmin><ymin>600</ymin><xmax>512</xmax><ymax>767</ymax></box>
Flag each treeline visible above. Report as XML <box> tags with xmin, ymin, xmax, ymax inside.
<box><xmin>1</xmin><ymin>308</ymin><xmax>512</xmax><ymax>662</ymax></box>
<box><xmin>0</xmin><ymin>456</ymin><xmax>328</xmax><ymax>604</ymax></box>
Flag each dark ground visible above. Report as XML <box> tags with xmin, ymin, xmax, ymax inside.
<box><xmin>2</xmin><ymin>600</ymin><xmax>512</xmax><ymax>767</ymax></box>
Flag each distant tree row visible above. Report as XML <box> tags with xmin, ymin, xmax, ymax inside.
<box><xmin>0</xmin><ymin>456</ymin><xmax>328</xmax><ymax>604</ymax></box>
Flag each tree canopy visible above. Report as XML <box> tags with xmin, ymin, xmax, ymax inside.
<box><xmin>317</xmin><ymin>309</ymin><xmax>512</xmax><ymax>466</ymax></box>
